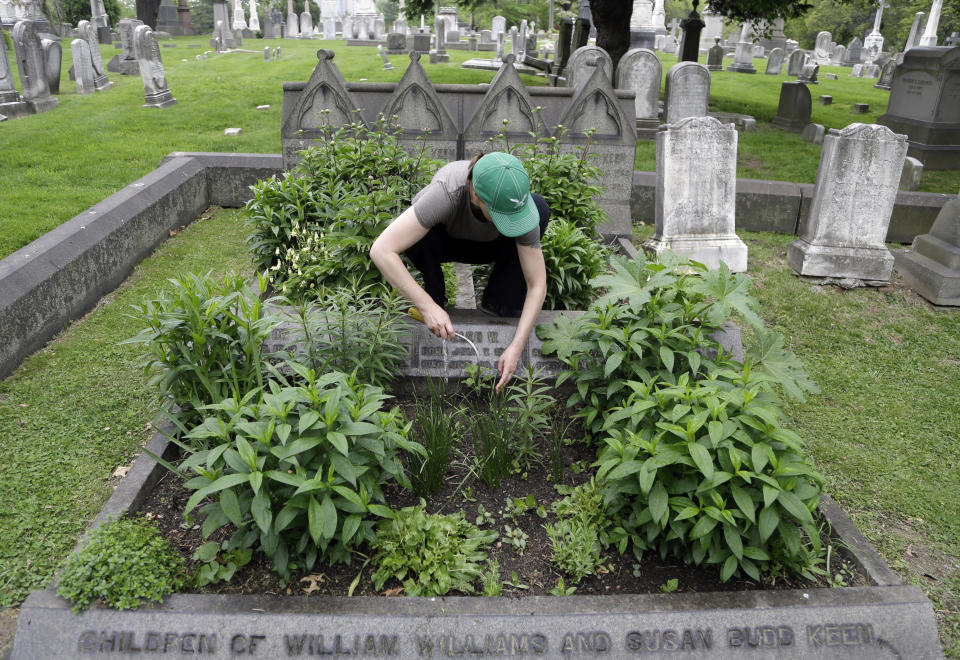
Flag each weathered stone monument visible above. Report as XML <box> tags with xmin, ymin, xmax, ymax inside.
<box><xmin>771</xmin><ymin>81</ymin><xmax>811</xmax><ymax>133</ymax></box>
<box><xmin>765</xmin><ymin>47</ymin><xmax>784</xmax><ymax>75</ymax></box>
<box><xmin>877</xmin><ymin>46</ymin><xmax>959</xmax><ymax>170</ymax></box>
<box><xmin>40</xmin><ymin>37</ymin><xmax>60</xmax><ymax>94</ymax></box>
<box><xmin>874</xmin><ymin>59</ymin><xmax>896</xmax><ymax>89</ymax></box>
<box><xmin>0</xmin><ymin>24</ymin><xmax>29</xmax><ymax>118</ymax></box>
<box><xmin>78</xmin><ymin>20</ymin><xmax>113</xmax><ymax>91</ymax></box>
<box><xmin>842</xmin><ymin>36</ymin><xmax>863</xmax><ymax>65</ymax></box>
<box><xmin>814</xmin><ymin>30</ymin><xmax>833</xmax><ymax>64</ymax></box>
<box><xmin>211</xmin><ymin>0</ymin><xmax>240</xmax><ymax>47</ymax></box>
<box><xmin>706</xmin><ymin>38</ymin><xmax>723</xmax><ymax>71</ymax></box>
<box><xmin>11</xmin><ymin>20</ymin><xmax>57</xmax><ymax>113</ymax></box>
<box><xmin>615</xmin><ymin>47</ymin><xmax>660</xmax><ymax>138</ymax></box>
<box><xmin>565</xmin><ymin>45</ymin><xmax>611</xmax><ymax>91</ymax></box>
<box><xmin>863</xmin><ymin>0</ymin><xmax>886</xmax><ymax>63</ymax></box>
<box><xmin>919</xmin><ymin>0</ymin><xmax>943</xmax><ymax>47</ymax></box>
<box><xmin>377</xmin><ymin>44</ymin><xmax>393</xmax><ymax>69</ymax></box>
<box><xmin>70</xmin><ymin>38</ymin><xmax>95</xmax><ymax>94</ymax></box>
<box><xmin>727</xmin><ymin>22</ymin><xmax>756</xmax><ymax>73</ymax></box>
<box><xmin>299</xmin><ymin>0</ymin><xmax>313</xmax><ymax>39</ymax></box>
<box><xmin>798</xmin><ymin>62</ymin><xmax>819</xmax><ymax>84</ymax></box>
<box><xmin>788</xmin><ymin>124</ymin><xmax>908</xmax><ymax>282</ymax></box>
<box><xmin>786</xmin><ymin>49</ymin><xmax>806</xmax><ymax>76</ymax></box>
<box><xmin>286</xmin><ymin>0</ymin><xmax>300</xmax><ymax>38</ymax></box>
<box><xmin>645</xmin><ymin>115</ymin><xmax>748</xmax><ymax>272</ymax></box>
<box><xmin>135</xmin><ymin>24</ymin><xmax>176</xmax><ymax>108</ymax></box>
<box><xmin>894</xmin><ymin>194</ymin><xmax>960</xmax><ymax>305</ymax></box>
<box><xmin>108</xmin><ymin>18</ymin><xmax>142</xmax><ymax>75</ymax></box>
<box><xmin>663</xmin><ymin>61</ymin><xmax>709</xmax><ymax>124</ymax></box>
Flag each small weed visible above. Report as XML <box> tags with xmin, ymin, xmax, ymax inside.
<box><xmin>481</xmin><ymin>559</ymin><xmax>502</xmax><ymax>597</ymax></box>
<box><xmin>503</xmin><ymin>525</ymin><xmax>529</xmax><ymax>556</ymax></box>
<box><xmin>475</xmin><ymin>504</ymin><xmax>495</xmax><ymax>527</ymax></box>
<box><xmin>550</xmin><ymin>576</ymin><xmax>577</xmax><ymax>596</ymax></box>
<box><xmin>660</xmin><ymin>579</ymin><xmax>679</xmax><ymax>594</ymax></box>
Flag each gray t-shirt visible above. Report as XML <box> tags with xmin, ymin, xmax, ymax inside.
<box><xmin>412</xmin><ymin>161</ymin><xmax>541</xmax><ymax>248</ymax></box>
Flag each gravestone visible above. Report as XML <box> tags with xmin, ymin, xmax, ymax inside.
<box><xmin>771</xmin><ymin>81</ymin><xmax>811</xmax><ymax>133</ymax></box>
<box><xmin>286</xmin><ymin>5</ymin><xmax>299</xmax><ymax>38</ymax></box>
<box><xmin>751</xmin><ymin>44</ymin><xmax>764</xmax><ymax>58</ymax></box>
<box><xmin>824</xmin><ymin>72</ymin><xmax>838</xmax><ymax>80</ymax></box>
<box><xmin>11</xmin><ymin>20</ymin><xmax>57</xmax><ymax>113</ymax></box>
<box><xmin>263</xmin><ymin>46</ymin><xmax>269</xmax><ymax>60</ymax></box>
<box><xmin>877</xmin><ymin>46</ymin><xmax>960</xmax><ymax>169</ymax></box>
<box><xmin>851</xmin><ymin>63</ymin><xmax>864</xmax><ymax>77</ymax></box>
<box><xmin>899</xmin><ymin>156</ymin><xmax>924</xmax><ymax>190</ymax></box>
<box><xmin>299</xmin><ymin>6</ymin><xmax>313</xmax><ymax>39</ymax></box>
<box><xmin>565</xmin><ymin>45</ymin><xmax>611</xmax><ymax>91</ymax></box>
<box><xmin>385</xmin><ymin>32</ymin><xmax>405</xmax><ymax>53</ymax></box>
<box><xmin>432</xmin><ymin>17</ymin><xmax>448</xmax><ymax>63</ymax></box>
<box><xmin>802</xmin><ymin>122</ymin><xmax>825</xmax><ymax>144</ymax></box>
<box><xmin>135</xmin><ymin>25</ymin><xmax>176</xmax><ymax>108</ymax></box>
<box><xmin>281</xmin><ymin>50</ymin><xmax>363</xmax><ymax>168</ymax></box>
<box><xmin>377</xmin><ymin>44</ymin><xmax>393</xmax><ymax>70</ymax></box>
<box><xmin>765</xmin><ymin>47</ymin><xmax>784</xmax><ymax>75</ymax></box>
<box><xmin>904</xmin><ymin>12</ymin><xmax>925</xmax><ymax>54</ymax></box>
<box><xmin>322</xmin><ymin>17</ymin><xmax>335</xmax><ymax>39</ymax></box>
<box><xmin>852</xmin><ymin>102</ymin><xmax>870</xmax><ymax>114</ymax></box>
<box><xmin>644</xmin><ymin>115</ymin><xmax>748</xmax><ymax>272</ymax></box>
<box><xmin>842</xmin><ymin>37</ymin><xmax>862</xmax><ymax>66</ymax></box>
<box><xmin>814</xmin><ymin>30</ymin><xmax>832</xmax><ymax>64</ymax></box>
<box><xmin>706</xmin><ymin>38</ymin><xmax>723</xmax><ymax>71</ymax></box>
<box><xmin>726</xmin><ymin>23</ymin><xmax>756</xmax><ymax>74</ymax></box>
<box><xmin>786</xmin><ymin>49</ymin><xmax>805</xmax><ymax>76</ymax></box>
<box><xmin>78</xmin><ymin>20</ymin><xmax>112</xmax><ymax>91</ymax></box>
<box><xmin>798</xmin><ymin>62</ymin><xmax>819</xmax><ymax>84</ymax></box>
<box><xmin>831</xmin><ymin>44</ymin><xmax>846</xmax><ymax>66</ymax></box>
<box><xmin>40</xmin><ymin>38</ymin><xmax>60</xmax><ymax>93</ymax></box>
<box><xmin>894</xmin><ymin>195</ymin><xmax>960</xmax><ymax>305</ymax></box>
<box><xmin>0</xmin><ymin>24</ymin><xmax>26</xmax><ymax>115</ymax></box>
<box><xmin>556</xmin><ymin>61</ymin><xmax>637</xmax><ymax>239</ymax></box>
<box><xmin>818</xmin><ymin>94</ymin><xmax>833</xmax><ymax>105</ymax></box>
<box><xmin>211</xmin><ymin>1</ymin><xmax>240</xmax><ymax>47</ymax></box>
<box><xmin>864</xmin><ymin>63</ymin><xmax>880</xmax><ymax>78</ymax></box>
<box><xmin>262</xmin><ymin>7</ymin><xmax>281</xmax><ymax>38</ymax></box>
<box><xmin>491</xmin><ymin>15</ymin><xmax>505</xmax><ymax>40</ymax></box>
<box><xmin>788</xmin><ymin>124</ymin><xmax>908</xmax><ymax>282</ymax></box>
<box><xmin>615</xmin><ymin>47</ymin><xmax>661</xmax><ymax>138</ymax></box>
<box><xmin>663</xmin><ymin>61</ymin><xmax>709</xmax><ymax>124</ymax></box>
<box><xmin>874</xmin><ymin>59</ymin><xmax>896</xmax><ymax>90</ymax></box>
<box><xmin>247</xmin><ymin>0</ymin><xmax>259</xmax><ymax>33</ymax></box>
<box><xmin>157</xmin><ymin>0</ymin><xmax>183</xmax><ymax>35</ymax></box>
<box><xmin>70</xmin><ymin>38</ymin><xmax>95</xmax><ymax>93</ymax></box>
<box><xmin>108</xmin><ymin>18</ymin><xmax>142</xmax><ymax>74</ymax></box>
<box><xmin>381</xmin><ymin>51</ymin><xmax>458</xmax><ymax>162</ymax></box>
<box><xmin>480</xmin><ymin>29</ymin><xmax>491</xmax><ymax>44</ymax></box>
<box><xmin>342</xmin><ymin>15</ymin><xmax>353</xmax><ymax>39</ymax></box>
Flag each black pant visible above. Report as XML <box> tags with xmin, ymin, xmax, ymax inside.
<box><xmin>405</xmin><ymin>193</ymin><xmax>550</xmax><ymax>315</ymax></box>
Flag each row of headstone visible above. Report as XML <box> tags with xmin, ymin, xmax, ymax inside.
<box><xmin>70</xmin><ymin>20</ymin><xmax>112</xmax><ymax>94</ymax></box>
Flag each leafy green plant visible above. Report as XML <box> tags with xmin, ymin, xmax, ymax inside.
<box><xmin>541</xmin><ymin>218</ymin><xmax>609</xmax><ymax>310</ymax></box>
<box><xmin>245</xmin><ymin>118</ymin><xmax>441</xmax><ymax>300</ymax></box>
<box><xmin>541</xmin><ymin>251</ymin><xmax>823</xmax><ymax>583</ymax></box>
<box><xmin>282</xmin><ymin>284</ymin><xmax>410</xmax><ymax>389</ymax></box>
<box><xmin>481</xmin><ymin>559</ymin><xmax>502</xmax><ymax>597</ymax></box>
<box><xmin>57</xmin><ymin>517</ymin><xmax>187</xmax><ymax>612</ymax></box>
<box><xmin>546</xmin><ymin>480</ymin><xmax>612</xmax><ymax>584</ymax></box>
<box><xmin>475</xmin><ymin>504</ymin><xmax>495</xmax><ymax>527</ymax></box>
<box><xmin>192</xmin><ymin>541</ymin><xmax>252</xmax><ymax>587</ymax></box>
<box><xmin>660</xmin><ymin>578</ymin><xmax>679</xmax><ymax>593</ymax></box>
<box><xmin>467</xmin><ymin>388</ymin><xmax>517</xmax><ymax>489</ymax></box>
<box><xmin>550</xmin><ymin>576</ymin><xmax>577</xmax><ymax>596</ymax></box>
<box><xmin>408</xmin><ymin>377</ymin><xmax>461</xmax><ymax>495</ymax></box>
<box><xmin>548</xmin><ymin>417</ymin><xmax>571</xmax><ymax>483</ymax></box>
<box><xmin>504</xmin><ymin>494</ymin><xmax>536</xmax><ymax>521</ymax></box>
<box><xmin>170</xmin><ymin>367</ymin><xmax>423</xmax><ymax>581</ymax></box>
<box><xmin>505</xmin><ymin>367</ymin><xmax>556</xmax><ymax>465</ymax></box>
<box><xmin>503</xmin><ymin>524</ymin><xmax>529</xmax><ymax>555</ymax></box>
<box><xmin>124</xmin><ymin>271</ymin><xmax>280</xmax><ymax>430</ymax></box>
<box><xmin>370</xmin><ymin>502</ymin><xmax>497</xmax><ymax>597</ymax></box>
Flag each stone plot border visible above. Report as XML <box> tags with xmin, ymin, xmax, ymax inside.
<box><xmin>0</xmin><ymin>152</ymin><xmax>282</xmax><ymax>381</ymax></box>
<box><xmin>11</xmin><ymin>357</ymin><xmax>942</xmax><ymax>659</ymax></box>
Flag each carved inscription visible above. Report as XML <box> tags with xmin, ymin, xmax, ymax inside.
<box><xmin>73</xmin><ymin>622</ymin><xmax>893</xmax><ymax>655</ymax></box>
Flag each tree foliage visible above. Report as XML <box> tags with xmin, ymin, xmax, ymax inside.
<box><xmin>52</xmin><ymin>0</ymin><xmax>122</xmax><ymax>26</ymax></box>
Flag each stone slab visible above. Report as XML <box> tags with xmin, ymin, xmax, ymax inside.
<box><xmin>13</xmin><ymin>586</ymin><xmax>943</xmax><ymax>659</ymax></box>
<box><xmin>895</xmin><ymin>248</ymin><xmax>960</xmax><ymax>305</ymax></box>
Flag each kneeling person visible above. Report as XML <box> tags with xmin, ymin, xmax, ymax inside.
<box><xmin>369</xmin><ymin>152</ymin><xmax>550</xmax><ymax>390</ymax></box>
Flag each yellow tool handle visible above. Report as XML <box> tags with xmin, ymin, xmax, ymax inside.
<box><xmin>408</xmin><ymin>307</ymin><xmax>425</xmax><ymax>323</ymax></box>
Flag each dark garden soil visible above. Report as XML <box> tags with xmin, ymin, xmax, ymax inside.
<box><xmin>138</xmin><ymin>386</ymin><xmax>868</xmax><ymax>600</ymax></box>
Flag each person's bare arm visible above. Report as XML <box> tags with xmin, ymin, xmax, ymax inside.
<box><xmin>496</xmin><ymin>244</ymin><xmax>547</xmax><ymax>391</ymax></box>
<box><xmin>369</xmin><ymin>207</ymin><xmax>455</xmax><ymax>339</ymax></box>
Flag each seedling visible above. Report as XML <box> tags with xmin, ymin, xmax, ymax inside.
<box><xmin>503</xmin><ymin>525</ymin><xmax>529</xmax><ymax>556</ymax></box>
<box><xmin>660</xmin><ymin>578</ymin><xmax>679</xmax><ymax>594</ymax></box>
<box><xmin>475</xmin><ymin>504</ymin><xmax>494</xmax><ymax>527</ymax></box>
<box><xmin>550</xmin><ymin>577</ymin><xmax>577</xmax><ymax>596</ymax></box>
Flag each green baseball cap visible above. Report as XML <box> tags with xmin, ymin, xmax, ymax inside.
<box><xmin>472</xmin><ymin>152</ymin><xmax>539</xmax><ymax>238</ymax></box>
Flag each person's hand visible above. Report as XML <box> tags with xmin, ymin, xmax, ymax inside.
<box><xmin>496</xmin><ymin>344</ymin><xmax>523</xmax><ymax>392</ymax></box>
<box><xmin>422</xmin><ymin>303</ymin><xmax>455</xmax><ymax>340</ymax></box>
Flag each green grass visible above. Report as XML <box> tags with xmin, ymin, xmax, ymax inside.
<box><xmin>634</xmin><ymin>223</ymin><xmax>960</xmax><ymax>654</ymax></box>
<box><xmin>636</xmin><ymin>53</ymin><xmax>960</xmax><ymax>194</ymax></box>
<box><xmin>0</xmin><ymin>207</ymin><xmax>253</xmax><ymax>608</ymax></box>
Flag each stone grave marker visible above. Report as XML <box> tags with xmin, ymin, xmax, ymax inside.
<box><xmin>831</xmin><ymin>44</ymin><xmax>846</xmax><ymax>66</ymax></box>
<box><xmin>818</xmin><ymin>94</ymin><xmax>833</xmax><ymax>105</ymax></box>
<box><xmin>380</xmin><ymin>51</ymin><xmax>458</xmax><ymax>162</ymax></box>
<box><xmin>663</xmin><ymin>61</ymin><xmax>709</xmax><ymax>125</ymax></box>
<box><xmin>281</xmin><ymin>50</ymin><xmax>362</xmax><ymax>168</ymax></box>
<box><xmin>385</xmin><ymin>32</ymin><xmax>405</xmax><ymax>54</ymax></box>
<box><xmin>798</xmin><ymin>62</ymin><xmax>819</xmax><ymax>84</ymax></box>
<box><xmin>851</xmin><ymin>63</ymin><xmax>864</xmax><ymax>77</ymax></box>
<box><xmin>786</xmin><ymin>49</ymin><xmax>805</xmax><ymax>76</ymax></box>
<box><xmin>565</xmin><ymin>45</ymin><xmax>611</xmax><ymax>91</ymax></box>
<box><xmin>377</xmin><ymin>44</ymin><xmax>394</xmax><ymax>69</ymax></box>
<box><xmin>491</xmin><ymin>15</ymin><xmax>505</xmax><ymax>40</ymax></box>
<box><xmin>877</xmin><ymin>46</ymin><xmax>959</xmax><ymax>169</ymax></box>
<box><xmin>824</xmin><ymin>72</ymin><xmax>838</xmax><ymax>80</ymax></box>
<box><xmin>40</xmin><ymin>38</ymin><xmax>60</xmax><ymax>94</ymax></box>
<box><xmin>135</xmin><ymin>25</ymin><xmax>177</xmax><ymax>108</ymax></box>
<box><xmin>814</xmin><ymin>30</ymin><xmax>832</xmax><ymax>63</ymax></box>
<box><xmin>788</xmin><ymin>124</ymin><xmax>908</xmax><ymax>282</ymax></box>
<box><xmin>726</xmin><ymin>23</ymin><xmax>756</xmax><ymax>74</ymax></box>
<box><xmin>78</xmin><ymin>20</ymin><xmax>113</xmax><ymax>91</ymax></box>
<box><xmin>0</xmin><ymin>24</ymin><xmax>25</xmax><ymax>113</ymax></box>
<box><xmin>852</xmin><ymin>102</ymin><xmax>870</xmax><ymax>114</ymax></box>
<box><xmin>212</xmin><ymin>0</ymin><xmax>240</xmax><ymax>47</ymax></box>
<box><xmin>298</xmin><ymin>7</ymin><xmax>312</xmax><ymax>38</ymax></box>
<box><xmin>706</xmin><ymin>37</ymin><xmax>723</xmax><ymax>71</ymax></box>
<box><xmin>644</xmin><ymin>115</ymin><xmax>748</xmax><ymax>271</ymax></box>
<box><xmin>802</xmin><ymin>122</ymin><xmax>825</xmax><ymax>144</ymax></box>
<box><xmin>899</xmin><ymin>156</ymin><xmax>924</xmax><ymax>190</ymax></box>
<box><xmin>322</xmin><ymin>17</ymin><xmax>335</xmax><ymax>39</ymax></box>
<box><xmin>894</xmin><ymin>194</ymin><xmax>960</xmax><ymax>305</ymax></box>
<box><xmin>765</xmin><ymin>47</ymin><xmax>784</xmax><ymax>75</ymax></box>
<box><xmin>771</xmin><ymin>81</ymin><xmax>811</xmax><ymax>133</ymax></box>
<box><xmin>263</xmin><ymin>45</ymin><xmax>270</xmax><ymax>60</ymax></box>
<box><xmin>11</xmin><ymin>20</ymin><xmax>57</xmax><ymax>113</ymax></box>
<box><xmin>557</xmin><ymin>61</ymin><xmax>637</xmax><ymax>239</ymax></box>
<box><xmin>616</xmin><ymin>47</ymin><xmax>660</xmax><ymax>138</ymax></box>
<box><xmin>842</xmin><ymin>36</ymin><xmax>862</xmax><ymax>65</ymax></box>
<box><xmin>286</xmin><ymin>3</ymin><xmax>299</xmax><ymax>38</ymax></box>
<box><xmin>70</xmin><ymin>38</ymin><xmax>95</xmax><ymax>94</ymax></box>
<box><xmin>108</xmin><ymin>18</ymin><xmax>143</xmax><ymax>74</ymax></box>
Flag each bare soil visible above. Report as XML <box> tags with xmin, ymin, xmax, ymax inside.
<box><xmin>138</xmin><ymin>387</ymin><xmax>867</xmax><ymax>599</ymax></box>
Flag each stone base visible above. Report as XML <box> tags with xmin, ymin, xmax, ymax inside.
<box><xmin>893</xmin><ymin>228</ymin><xmax>960</xmax><ymax>305</ymax></box>
<box><xmin>707</xmin><ymin>63</ymin><xmax>722</xmax><ymax>71</ymax></box>
<box><xmin>460</xmin><ymin>58</ymin><xmax>538</xmax><ymax>75</ymax></box>
<box><xmin>93</xmin><ymin>74</ymin><xmax>113</xmax><ymax>91</ymax></box>
<box><xmin>143</xmin><ymin>91</ymin><xmax>177</xmax><ymax>108</ymax></box>
<box><xmin>643</xmin><ymin>235</ymin><xmax>748</xmax><ymax>272</ymax></box>
<box><xmin>726</xmin><ymin>62</ymin><xmax>756</xmax><ymax>74</ymax></box>
<box><xmin>107</xmin><ymin>54</ymin><xmax>140</xmax><ymax>75</ymax></box>
<box><xmin>0</xmin><ymin>98</ymin><xmax>31</xmax><ymax>119</ymax></box>
<box><xmin>635</xmin><ymin>117</ymin><xmax>659</xmax><ymax>140</ymax></box>
<box><xmin>771</xmin><ymin>116</ymin><xmax>807</xmax><ymax>133</ymax></box>
<box><xmin>26</xmin><ymin>96</ymin><xmax>58</xmax><ymax>114</ymax></box>
<box><xmin>429</xmin><ymin>52</ymin><xmax>450</xmax><ymax>64</ymax></box>
<box><xmin>787</xmin><ymin>238</ymin><xmax>894</xmax><ymax>282</ymax></box>
<box><xmin>630</xmin><ymin>27</ymin><xmax>656</xmax><ymax>50</ymax></box>
<box><xmin>877</xmin><ymin>114</ymin><xmax>960</xmax><ymax>171</ymax></box>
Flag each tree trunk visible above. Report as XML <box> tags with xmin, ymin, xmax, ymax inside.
<box><xmin>589</xmin><ymin>0</ymin><xmax>632</xmax><ymax>79</ymax></box>
<box><xmin>137</xmin><ymin>0</ymin><xmax>161</xmax><ymax>28</ymax></box>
